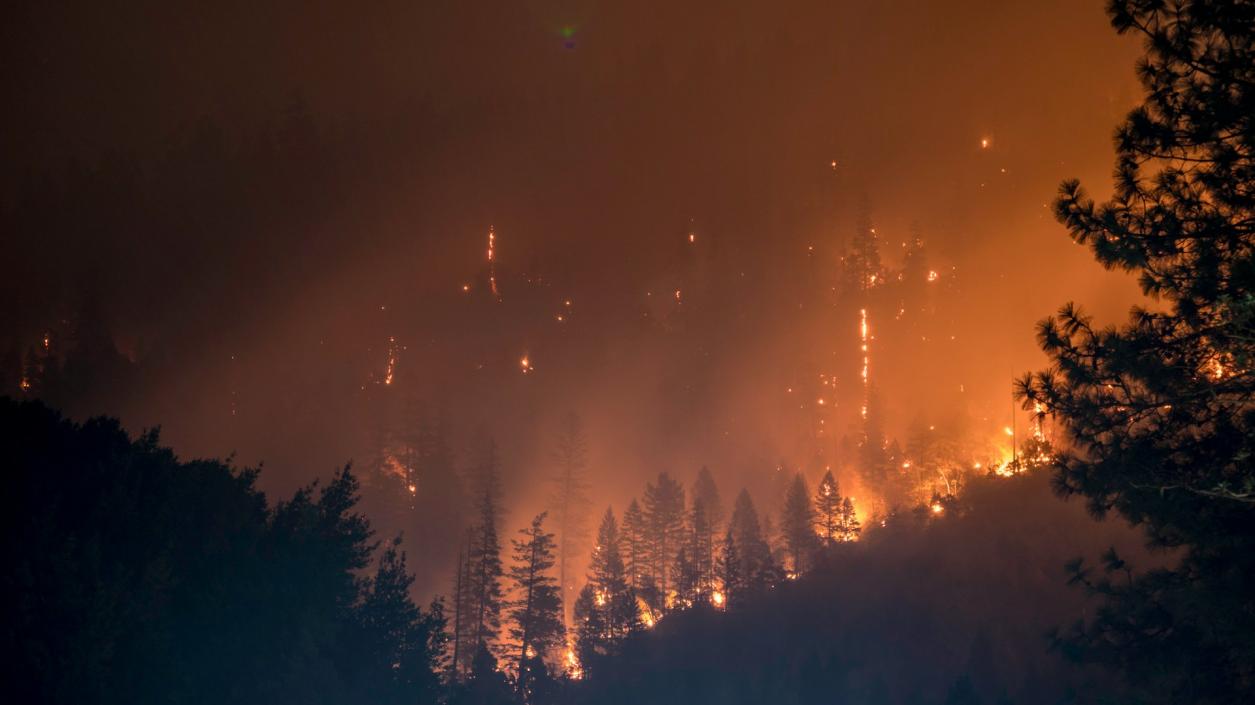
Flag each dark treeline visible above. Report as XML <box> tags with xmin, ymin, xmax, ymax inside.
<box><xmin>1</xmin><ymin>396</ymin><xmax>1142</xmax><ymax>705</ymax></box>
<box><xmin>1</xmin><ymin>399</ymin><xmax>446</xmax><ymax>705</ymax></box>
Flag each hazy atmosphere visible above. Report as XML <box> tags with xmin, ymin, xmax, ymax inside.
<box><xmin>5</xmin><ymin>2</ymin><xmax>1252</xmax><ymax>704</ymax></box>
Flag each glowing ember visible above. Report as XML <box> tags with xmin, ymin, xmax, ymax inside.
<box><xmin>520</xmin><ymin>355</ymin><xmax>534</xmax><ymax>374</ymax></box>
<box><xmin>383</xmin><ymin>336</ymin><xmax>399</xmax><ymax>385</ymax></box>
<box><xmin>711</xmin><ymin>590</ymin><xmax>725</xmax><ymax>608</ymax></box>
<box><xmin>930</xmin><ymin>501</ymin><xmax>944</xmax><ymax>515</ymax></box>
<box><xmin>487</xmin><ymin>227</ymin><xmax>500</xmax><ymax>299</ymax></box>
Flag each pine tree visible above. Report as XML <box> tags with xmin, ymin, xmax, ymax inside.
<box><xmin>621</xmin><ymin>498</ymin><xmax>647</xmax><ymax>593</ymax></box>
<box><xmin>642</xmin><ymin>472</ymin><xmax>685</xmax><ymax>611</ymax></box>
<box><xmin>572</xmin><ymin>584</ymin><xmax>605</xmax><ymax>677</ymax></box>
<box><xmin>838</xmin><ymin>497</ymin><xmax>861</xmax><ymax>543</ymax></box>
<box><xmin>814</xmin><ymin>470</ymin><xmax>842</xmax><ymax>547</ymax></box>
<box><xmin>692</xmin><ymin>466</ymin><xmax>725</xmax><ymax>532</ymax></box>
<box><xmin>690</xmin><ymin>467</ymin><xmax>722</xmax><ymax>596</ymax></box>
<box><xmin>462</xmin><ymin>443</ymin><xmax>505</xmax><ymax>671</ymax></box>
<box><xmin>587</xmin><ymin>508</ymin><xmax>638</xmax><ymax>642</ymax></box>
<box><xmin>671</xmin><ymin>543</ymin><xmax>698</xmax><ymax>608</ymax></box>
<box><xmin>1017</xmin><ymin>3</ymin><xmax>1255</xmax><ymax>702</ymax></box>
<box><xmin>780</xmin><ymin>473</ymin><xmax>817</xmax><ymax>575</ymax></box>
<box><xmin>729</xmin><ymin>489</ymin><xmax>776</xmax><ymax>593</ymax></box>
<box><xmin>354</xmin><ymin>537</ymin><xmax>448</xmax><ymax>705</ymax></box>
<box><xmin>507</xmin><ymin>513</ymin><xmax>563</xmax><ymax>694</ymax></box>
<box><xmin>548</xmin><ymin>412</ymin><xmax>592</xmax><ymax>629</ymax></box>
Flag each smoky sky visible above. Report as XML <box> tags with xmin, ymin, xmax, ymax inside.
<box><xmin>3</xmin><ymin>0</ymin><xmax>1150</xmax><ymax>552</ymax></box>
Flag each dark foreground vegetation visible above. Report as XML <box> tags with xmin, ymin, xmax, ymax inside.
<box><xmin>0</xmin><ymin>397</ymin><xmax>1145</xmax><ymax>705</ymax></box>
<box><xmin>2</xmin><ymin>400</ymin><xmax>447</xmax><ymax>705</ymax></box>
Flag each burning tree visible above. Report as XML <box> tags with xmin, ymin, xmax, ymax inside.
<box><xmin>814</xmin><ymin>470</ymin><xmax>843</xmax><ymax>547</ymax></box>
<box><xmin>547</xmin><ymin>412</ymin><xmax>592</xmax><ymax>629</ymax></box>
<box><xmin>780</xmin><ymin>473</ymin><xmax>818</xmax><ymax>575</ymax></box>
<box><xmin>1018</xmin><ymin>2</ymin><xmax>1255</xmax><ymax>702</ymax></box>
<box><xmin>573</xmin><ymin>508</ymin><xmax>640</xmax><ymax>680</ymax></box>
<box><xmin>642</xmin><ymin>472</ymin><xmax>685</xmax><ymax>611</ymax></box>
<box><xmin>507</xmin><ymin>513</ymin><xmax>564</xmax><ymax>695</ymax></box>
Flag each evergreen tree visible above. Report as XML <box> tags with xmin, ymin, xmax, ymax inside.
<box><xmin>351</xmin><ymin>538</ymin><xmax>448</xmax><ymax>705</ymax></box>
<box><xmin>587</xmin><ymin>508</ymin><xmax>638</xmax><ymax>642</ymax></box>
<box><xmin>1018</xmin><ymin>3</ymin><xmax>1255</xmax><ymax>702</ymax></box>
<box><xmin>814</xmin><ymin>470</ymin><xmax>842</xmax><ymax>547</ymax></box>
<box><xmin>671</xmin><ymin>543</ymin><xmax>699</xmax><ymax>608</ymax></box>
<box><xmin>642</xmin><ymin>472</ymin><xmax>685</xmax><ymax>610</ymax></box>
<box><xmin>548</xmin><ymin>412</ymin><xmax>592</xmax><ymax>629</ymax></box>
<box><xmin>507</xmin><ymin>513</ymin><xmax>564</xmax><ymax>695</ymax></box>
<box><xmin>716</xmin><ymin>528</ymin><xmax>743</xmax><ymax>608</ymax></box>
<box><xmin>838</xmin><ymin>497</ymin><xmax>861</xmax><ymax>543</ymax></box>
<box><xmin>621</xmin><ymin>498</ymin><xmax>648</xmax><ymax>593</ymax></box>
<box><xmin>463</xmin><ymin>443</ymin><xmax>505</xmax><ymax>671</ymax></box>
<box><xmin>691</xmin><ymin>468</ymin><xmax>722</xmax><ymax>595</ymax></box>
<box><xmin>572</xmin><ymin>583</ymin><xmax>606</xmax><ymax>678</ymax></box>
<box><xmin>780</xmin><ymin>473</ymin><xmax>818</xmax><ymax>575</ymax></box>
<box><xmin>729</xmin><ymin>489</ymin><xmax>776</xmax><ymax>593</ymax></box>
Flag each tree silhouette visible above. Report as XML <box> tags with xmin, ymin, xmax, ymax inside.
<box><xmin>814</xmin><ymin>470</ymin><xmax>842</xmax><ymax>547</ymax></box>
<box><xmin>780</xmin><ymin>473</ymin><xmax>817</xmax><ymax>575</ymax></box>
<box><xmin>507</xmin><ymin>513</ymin><xmax>564</xmax><ymax>695</ymax></box>
<box><xmin>1018</xmin><ymin>2</ymin><xmax>1255</xmax><ymax>702</ymax></box>
<box><xmin>643</xmin><ymin>472</ymin><xmax>685</xmax><ymax>611</ymax></box>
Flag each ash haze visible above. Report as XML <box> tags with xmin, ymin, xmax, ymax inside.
<box><xmin>3</xmin><ymin>0</ymin><xmax>1148</xmax><ymax>595</ymax></box>
<box><xmin>7</xmin><ymin>1</ymin><xmax>1254</xmax><ymax>704</ymax></box>
<box><xmin>4</xmin><ymin>4</ymin><xmax>1140</xmax><ymax>490</ymax></box>
<box><xmin>17</xmin><ymin>0</ymin><xmax>1255</xmax><ymax>697</ymax></box>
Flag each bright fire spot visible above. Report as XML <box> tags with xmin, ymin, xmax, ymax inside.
<box><xmin>520</xmin><ymin>356</ymin><xmax>533</xmax><ymax>374</ymax></box>
<box><xmin>461</xmin><ymin>284</ymin><xmax>470</xmax><ymax>292</ymax></box>
<box><xmin>565</xmin><ymin>646</ymin><xmax>583</xmax><ymax>680</ymax></box>
<box><xmin>688</xmin><ymin>232</ymin><xmax>696</xmax><ymax>243</ymax></box>
<box><xmin>980</xmin><ymin>137</ymin><xmax>991</xmax><ymax>149</ymax></box>
<box><xmin>927</xmin><ymin>270</ymin><xmax>939</xmax><ymax>282</ymax></box>
<box><xmin>407</xmin><ymin>483</ymin><xmax>417</xmax><ymax>495</ymax></box>
<box><xmin>711</xmin><ymin>590</ymin><xmax>725</xmax><ymax>608</ymax></box>
<box><xmin>930</xmin><ymin>502</ymin><xmax>944</xmax><ymax>515</ymax></box>
<box><xmin>636</xmin><ymin>596</ymin><xmax>657</xmax><ymax>628</ymax></box>
<box><xmin>859</xmin><ymin>307</ymin><xmax>870</xmax><ymax>421</ymax></box>
<box><xmin>674</xmin><ymin>289</ymin><xmax>682</xmax><ymax>302</ymax></box>
<box><xmin>1004</xmin><ymin>426</ymin><xmax>1014</xmax><ymax>436</ymax></box>
<box><xmin>19</xmin><ymin>377</ymin><xmax>31</xmax><ymax>392</ymax></box>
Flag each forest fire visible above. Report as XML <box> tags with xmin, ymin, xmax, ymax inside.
<box><xmin>6</xmin><ymin>2</ymin><xmax>1251</xmax><ymax>704</ymax></box>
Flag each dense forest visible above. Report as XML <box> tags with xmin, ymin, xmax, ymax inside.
<box><xmin>4</xmin><ymin>1</ymin><xmax>1253</xmax><ymax>704</ymax></box>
